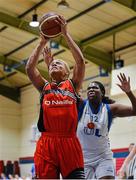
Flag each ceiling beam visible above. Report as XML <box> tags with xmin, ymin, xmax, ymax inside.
<box><xmin>81</xmin><ymin>16</ymin><xmax>136</xmax><ymax>46</ymax></box>
<box><xmin>5</xmin><ymin>37</ymin><xmax>38</xmax><ymax>57</ymax></box>
<box><xmin>0</xmin><ymin>84</ymin><xmax>20</xmax><ymax>103</ymax></box>
<box><xmin>113</xmin><ymin>0</ymin><xmax>136</xmax><ymax>11</ymax></box>
<box><xmin>0</xmin><ymin>12</ymin><xmax>39</xmax><ymax>36</ymax></box>
<box><xmin>58</xmin><ymin>37</ymin><xmax>112</xmax><ymax>71</ymax></box>
<box><xmin>0</xmin><ymin>55</ymin><xmax>50</xmax><ymax>80</ymax></box>
<box><xmin>67</xmin><ymin>0</ymin><xmax>107</xmax><ymax>23</ymax></box>
<box><xmin>83</xmin><ymin>46</ymin><xmax>112</xmax><ymax>71</ymax></box>
<box><xmin>0</xmin><ymin>72</ymin><xmax>17</xmax><ymax>81</ymax></box>
<box><xmin>12</xmin><ymin>50</ymin><xmax>67</xmax><ymax>79</ymax></box>
<box><xmin>114</xmin><ymin>42</ymin><xmax>136</xmax><ymax>53</ymax></box>
<box><xmin>0</xmin><ymin>49</ymin><xmax>66</xmax><ymax>82</ymax></box>
<box><xmin>18</xmin><ymin>0</ymin><xmax>48</xmax><ymax>18</ymax></box>
<box><xmin>0</xmin><ymin>11</ymin><xmax>112</xmax><ymax>69</ymax></box>
<box><xmin>0</xmin><ymin>0</ymin><xmax>107</xmax><ymax>34</ymax></box>
<box><xmin>132</xmin><ymin>0</ymin><xmax>136</xmax><ymax>11</ymax></box>
<box><xmin>0</xmin><ymin>55</ymin><xmax>26</xmax><ymax>74</ymax></box>
<box><xmin>0</xmin><ymin>1</ymin><xmax>135</xmax><ymax>71</ymax></box>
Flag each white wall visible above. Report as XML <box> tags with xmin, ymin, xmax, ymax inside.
<box><xmin>109</xmin><ymin>90</ymin><xmax>136</xmax><ymax>149</ymax></box>
<box><xmin>0</xmin><ymin>85</ymin><xmax>40</xmax><ymax>176</ymax></box>
<box><xmin>111</xmin><ymin>64</ymin><xmax>136</xmax><ymax>96</ymax></box>
<box><xmin>0</xmin><ymin>95</ymin><xmax>21</xmax><ymax>161</ymax></box>
<box><xmin>18</xmin><ymin>85</ymin><xmax>40</xmax><ymax>177</ymax></box>
<box><xmin>109</xmin><ymin>65</ymin><xmax>136</xmax><ymax>148</ymax></box>
<box><xmin>20</xmin><ymin>85</ymin><xmax>40</xmax><ymax>157</ymax></box>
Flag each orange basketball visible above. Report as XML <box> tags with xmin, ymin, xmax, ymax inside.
<box><xmin>39</xmin><ymin>12</ymin><xmax>61</xmax><ymax>38</ymax></box>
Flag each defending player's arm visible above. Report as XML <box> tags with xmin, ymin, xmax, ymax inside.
<box><xmin>111</xmin><ymin>73</ymin><xmax>136</xmax><ymax>117</ymax></box>
<box><xmin>117</xmin><ymin>145</ymin><xmax>136</xmax><ymax>178</ymax></box>
<box><xmin>56</xmin><ymin>16</ymin><xmax>85</xmax><ymax>93</ymax></box>
<box><xmin>26</xmin><ymin>35</ymin><xmax>48</xmax><ymax>92</ymax></box>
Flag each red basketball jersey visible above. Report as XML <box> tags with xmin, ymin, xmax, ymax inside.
<box><xmin>42</xmin><ymin>79</ymin><xmax>78</xmax><ymax>134</ymax></box>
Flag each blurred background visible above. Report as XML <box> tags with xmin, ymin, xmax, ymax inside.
<box><xmin>0</xmin><ymin>0</ymin><xmax>136</xmax><ymax>178</ymax></box>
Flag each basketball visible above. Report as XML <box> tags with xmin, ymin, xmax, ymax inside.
<box><xmin>39</xmin><ymin>12</ymin><xmax>61</xmax><ymax>38</ymax></box>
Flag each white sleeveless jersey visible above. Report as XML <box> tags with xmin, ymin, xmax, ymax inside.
<box><xmin>77</xmin><ymin>100</ymin><xmax>113</xmax><ymax>166</ymax></box>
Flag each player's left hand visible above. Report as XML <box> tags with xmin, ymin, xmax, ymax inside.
<box><xmin>117</xmin><ymin>73</ymin><xmax>131</xmax><ymax>93</ymax></box>
<box><xmin>55</xmin><ymin>15</ymin><xmax>67</xmax><ymax>35</ymax></box>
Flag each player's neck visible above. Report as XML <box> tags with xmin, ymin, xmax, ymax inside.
<box><xmin>89</xmin><ymin>99</ymin><xmax>102</xmax><ymax>110</ymax></box>
<box><xmin>51</xmin><ymin>77</ymin><xmax>67</xmax><ymax>84</ymax></box>
<box><xmin>51</xmin><ymin>71</ymin><xmax>68</xmax><ymax>83</ymax></box>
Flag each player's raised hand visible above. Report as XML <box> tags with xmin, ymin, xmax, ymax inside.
<box><xmin>55</xmin><ymin>15</ymin><xmax>67</xmax><ymax>36</ymax></box>
<box><xmin>117</xmin><ymin>73</ymin><xmax>131</xmax><ymax>93</ymax></box>
<box><xmin>40</xmin><ymin>33</ymin><xmax>49</xmax><ymax>45</ymax></box>
<box><xmin>42</xmin><ymin>46</ymin><xmax>53</xmax><ymax>68</ymax></box>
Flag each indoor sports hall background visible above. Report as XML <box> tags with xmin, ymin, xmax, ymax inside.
<box><xmin>0</xmin><ymin>0</ymin><xmax>136</xmax><ymax>178</ymax></box>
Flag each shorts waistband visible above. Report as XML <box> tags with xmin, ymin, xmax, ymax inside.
<box><xmin>41</xmin><ymin>132</ymin><xmax>76</xmax><ymax>137</ymax></box>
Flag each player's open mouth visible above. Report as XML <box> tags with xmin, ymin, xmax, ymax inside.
<box><xmin>51</xmin><ymin>67</ymin><xmax>58</xmax><ymax>70</ymax></box>
<box><xmin>88</xmin><ymin>92</ymin><xmax>95</xmax><ymax>96</ymax></box>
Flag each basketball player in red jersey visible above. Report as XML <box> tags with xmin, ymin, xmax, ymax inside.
<box><xmin>26</xmin><ymin>15</ymin><xmax>85</xmax><ymax>179</ymax></box>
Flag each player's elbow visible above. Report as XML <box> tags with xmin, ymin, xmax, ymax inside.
<box><xmin>80</xmin><ymin>56</ymin><xmax>85</xmax><ymax>64</ymax></box>
<box><xmin>130</xmin><ymin>107</ymin><xmax>136</xmax><ymax>116</ymax></box>
<box><xmin>25</xmin><ymin>58</ymin><xmax>34</xmax><ymax>74</ymax></box>
<box><xmin>132</xmin><ymin>109</ymin><xmax>136</xmax><ymax>115</ymax></box>
<box><xmin>25</xmin><ymin>63</ymin><xmax>31</xmax><ymax>74</ymax></box>
<box><xmin>81</xmin><ymin>59</ymin><xmax>85</xmax><ymax>72</ymax></box>
<box><xmin>78</xmin><ymin>57</ymin><xmax>85</xmax><ymax>69</ymax></box>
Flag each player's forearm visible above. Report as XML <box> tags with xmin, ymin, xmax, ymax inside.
<box><xmin>120</xmin><ymin>154</ymin><xmax>133</xmax><ymax>173</ymax></box>
<box><xmin>26</xmin><ymin>40</ymin><xmax>46</xmax><ymax>71</ymax></box>
<box><xmin>122</xmin><ymin>147</ymin><xmax>136</xmax><ymax>170</ymax></box>
<box><xmin>126</xmin><ymin>91</ymin><xmax>136</xmax><ymax>115</ymax></box>
<box><xmin>63</xmin><ymin>33</ymin><xmax>84</xmax><ymax>65</ymax></box>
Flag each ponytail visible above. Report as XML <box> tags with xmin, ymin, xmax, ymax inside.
<box><xmin>102</xmin><ymin>96</ymin><xmax>115</xmax><ymax>104</ymax></box>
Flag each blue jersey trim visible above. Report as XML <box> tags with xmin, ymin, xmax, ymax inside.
<box><xmin>78</xmin><ymin>99</ymin><xmax>87</xmax><ymax>121</ymax></box>
<box><xmin>106</xmin><ymin>104</ymin><xmax>112</xmax><ymax>131</ymax></box>
<box><xmin>89</xmin><ymin>101</ymin><xmax>103</xmax><ymax>114</ymax></box>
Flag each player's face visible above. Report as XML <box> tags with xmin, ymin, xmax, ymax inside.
<box><xmin>87</xmin><ymin>82</ymin><xmax>102</xmax><ymax>101</ymax></box>
<box><xmin>49</xmin><ymin>59</ymin><xmax>68</xmax><ymax>80</ymax></box>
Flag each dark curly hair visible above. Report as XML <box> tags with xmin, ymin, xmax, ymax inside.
<box><xmin>92</xmin><ymin>81</ymin><xmax>115</xmax><ymax>104</ymax></box>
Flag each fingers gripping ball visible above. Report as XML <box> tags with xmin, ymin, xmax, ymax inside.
<box><xmin>39</xmin><ymin>12</ymin><xmax>61</xmax><ymax>38</ymax></box>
